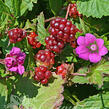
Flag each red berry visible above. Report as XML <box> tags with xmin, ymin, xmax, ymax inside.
<box><xmin>48</xmin><ymin>17</ymin><xmax>79</xmax><ymax>48</ymax></box>
<box><xmin>30</xmin><ymin>32</ymin><xmax>36</xmax><ymax>37</ymax></box>
<box><xmin>34</xmin><ymin>66</ymin><xmax>52</xmax><ymax>85</ymax></box>
<box><xmin>36</xmin><ymin>71</ymin><xmax>45</xmax><ymax>80</ymax></box>
<box><xmin>41</xmin><ymin>79</ymin><xmax>48</xmax><ymax>84</ymax></box>
<box><xmin>69</xmin><ymin>3</ymin><xmax>82</xmax><ymax>18</ymax></box>
<box><xmin>35</xmin><ymin>49</ymin><xmax>55</xmax><ymax>68</ymax></box>
<box><xmin>28</xmin><ymin>33</ymin><xmax>41</xmax><ymax>49</ymax></box>
<box><xmin>8</xmin><ymin>28</ymin><xmax>27</xmax><ymax>43</ymax></box>
<box><xmin>45</xmin><ymin>70</ymin><xmax>52</xmax><ymax>79</ymax></box>
<box><xmin>45</xmin><ymin>35</ymin><xmax>64</xmax><ymax>53</ymax></box>
<box><xmin>56</xmin><ymin>63</ymin><xmax>68</xmax><ymax>78</ymax></box>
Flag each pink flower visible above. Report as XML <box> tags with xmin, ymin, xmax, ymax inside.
<box><xmin>5</xmin><ymin>47</ymin><xmax>26</xmax><ymax>75</ymax></box>
<box><xmin>76</xmin><ymin>33</ymin><xmax>108</xmax><ymax>63</ymax></box>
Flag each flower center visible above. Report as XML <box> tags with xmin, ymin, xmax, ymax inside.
<box><xmin>90</xmin><ymin>44</ymin><xmax>97</xmax><ymax>51</ymax></box>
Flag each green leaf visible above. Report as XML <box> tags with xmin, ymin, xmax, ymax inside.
<box><xmin>5</xmin><ymin>0</ymin><xmax>21</xmax><ymax>17</ymax></box>
<box><xmin>0</xmin><ymin>80</ymin><xmax>8</xmax><ymax>109</ymax></box>
<box><xmin>77</xmin><ymin>0</ymin><xmax>109</xmax><ymax>18</ymax></box>
<box><xmin>73</xmin><ymin>92</ymin><xmax>109</xmax><ymax>109</ymax></box>
<box><xmin>37</xmin><ymin>12</ymin><xmax>50</xmax><ymax>45</ymax></box>
<box><xmin>72</xmin><ymin>67</ymin><xmax>89</xmax><ymax>84</ymax></box>
<box><xmin>22</xmin><ymin>75</ymin><xmax>64</xmax><ymax>109</ymax></box>
<box><xmin>49</xmin><ymin>0</ymin><xmax>62</xmax><ymax>15</ymax></box>
<box><xmin>20</xmin><ymin>0</ymin><xmax>38</xmax><ymax>16</ymax></box>
<box><xmin>88</xmin><ymin>61</ymin><xmax>109</xmax><ymax>87</ymax></box>
<box><xmin>13</xmin><ymin>75</ymin><xmax>64</xmax><ymax>109</ymax></box>
<box><xmin>0</xmin><ymin>0</ymin><xmax>11</xmax><ymax>14</ymax></box>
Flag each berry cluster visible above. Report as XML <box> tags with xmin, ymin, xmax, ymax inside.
<box><xmin>45</xmin><ymin>35</ymin><xmax>64</xmax><ymax>53</ymax></box>
<box><xmin>8</xmin><ymin>28</ymin><xmax>27</xmax><ymax>43</ymax></box>
<box><xmin>69</xmin><ymin>3</ymin><xmax>82</xmax><ymax>18</ymax></box>
<box><xmin>48</xmin><ymin>18</ymin><xmax>78</xmax><ymax>48</ymax></box>
<box><xmin>34</xmin><ymin>66</ymin><xmax>52</xmax><ymax>84</ymax></box>
<box><xmin>35</xmin><ymin>49</ymin><xmax>55</xmax><ymax>68</ymax></box>
<box><xmin>28</xmin><ymin>32</ymin><xmax>41</xmax><ymax>49</ymax></box>
<box><xmin>56</xmin><ymin>63</ymin><xmax>68</xmax><ymax>78</ymax></box>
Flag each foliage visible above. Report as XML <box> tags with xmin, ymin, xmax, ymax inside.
<box><xmin>0</xmin><ymin>0</ymin><xmax>109</xmax><ymax>108</ymax></box>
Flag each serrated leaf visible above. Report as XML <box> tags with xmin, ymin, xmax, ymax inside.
<box><xmin>88</xmin><ymin>61</ymin><xmax>109</xmax><ymax>87</ymax></box>
<box><xmin>20</xmin><ymin>0</ymin><xmax>38</xmax><ymax>16</ymax></box>
<box><xmin>0</xmin><ymin>80</ymin><xmax>8</xmax><ymax>109</ymax></box>
<box><xmin>73</xmin><ymin>92</ymin><xmax>109</xmax><ymax>109</ymax></box>
<box><xmin>49</xmin><ymin>0</ymin><xmax>62</xmax><ymax>16</ymax></box>
<box><xmin>13</xmin><ymin>75</ymin><xmax>64</xmax><ymax>109</ymax></box>
<box><xmin>5</xmin><ymin>0</ymin><xmax>21</xmax><ymax>17</ymax></box>
<box><xmin>77</xmin><ymin>0</ymin><xmax>109</xmax><ymax>18</ymax></box>
<box><xmin>37</xmin><ymin>12</ymin><xmax>50</xmax><ymax>45</ymax></box>
<box><xmin>72</xmin><ymin>67</ymin><xmax>89</xmax><ymax>84</ymax></box>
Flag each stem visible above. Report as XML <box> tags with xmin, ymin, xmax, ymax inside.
<box><xmin>102</xmin><ymin>32</ymin><xmax>109</xmax><ymax>36</ymax></box>
<box><xmin>100</xmin><ymin>91</ymin><xmax>105</xmax><ymax>108</ymax></box>
<box><xmin>71</xmin><ymin>73</ymin><xmax>87</xmax><ymax>76</ymax></box>
<box><xmin>65</xmin><ymin>4</ymin><xmax>71</xmax><ymax>19</ymax></box>
<box><xmin>0</xmin><ymin>74</ymin><xmax>17</xmax><ymax>79</ymax></box>
<box><xmin>72</xmin><ymin>95</ymin><xmax>80</xmax><ymax>102</ymax></box>
<box><xmin>64</xmin><ymin>93</ymin><xmax>76</xmax><ymax>105</ymax></box>
<box><xmin>45</xmin><ymin>17</ymin><xmax>56</xmax><ymax>23</ymax></box>
<box><xmin>0</xmin><ymin>59</ymin><xmax>5</xmax><ymax>64</ymax></box>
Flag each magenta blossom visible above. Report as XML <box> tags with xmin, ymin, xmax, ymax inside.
<box><xmin>76</xmin><ymin>33</ymin><xmax>108</xmax><ymax>63</ymax></box>
<box><xmin>5</xmin><ymin>47</ymin><xmax>26</xmax><ymax>75</ymax></box>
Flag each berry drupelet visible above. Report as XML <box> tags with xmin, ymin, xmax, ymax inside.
<box><xmin>35</xmin><ymin>49</ymin><xmax>55</xmax><ymax>68</ymax></box>
<box><xmin>28</xmin><ymin>32</ymin><xmax>41</xmax><ymax>49</ymax></box>
<box><xmin>45</xmin><ymin>35</ymin><xmax>64</xmax><ymax>53</ymax></box>
<box><xmin>34</xmin><ymin>66</ymin><xmax>52</xmax><ymax>84</ymax></box>
<box><xmin>8</xmin><ymin>28</ymin><xmax>27</xmax><ymax>43</ymax></box>
<box><xmin>48</xmin><ymin>17</ymin><xmax>78</xmax><ymax>48</ymax></box>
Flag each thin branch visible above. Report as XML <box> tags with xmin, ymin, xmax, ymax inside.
<box><xmin>71</xmin><ymin>73</ymin><xmax>87</xmax><ymax>77</ymax></box>
<box><xmin>45</xmin><ymin>17</ymin><xmax>56</xmax><ymax>23</ymax></box>
<box><xmin>65</xmin><ymin>4</ymin><xmax>71</xmax><ymax>19</ymax></box>
<box><xmin>0</xmin><ymin>59</ymin><xmax>5</xmax><ymax>64</ymax></box>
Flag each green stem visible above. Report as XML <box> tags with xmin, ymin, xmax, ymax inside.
<box><xmin>64</xmin><ymin>93</ymin><xmax>76</xmax><ymax>105</ymax></box>
<box><xmin>72</xmin><ymin>95</ymin><xmax>80</xmax><ymax>102</ymax></box>
<box><xmin>102</xmin><ymin>32</ymin><xmax>109</xmax><ymax>37</ymax></box>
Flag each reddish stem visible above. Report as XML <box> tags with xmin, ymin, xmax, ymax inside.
<box><xmin>72</xmin><ymin>73</ymin><xmax>87</xmax><ymax>77</ymax></box>
<box><xmin>0</xmin><ymin>59</ymin><xmax>5</xmax><ymax>64</ymax></box>
<box><xmin>65</xmin><ymin>4</ymin><xmax>71</xmax><ymax>19</ymax></box>
<box><xmin>45</xmin><ymin>17</ymin><xmax>56</xmax><ymax>23</ymax></box>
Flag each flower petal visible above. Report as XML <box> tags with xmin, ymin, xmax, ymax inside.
<box><xmin>77</xmin><ymin>36</ymin><xmax>85</xmax><ymax>45</ymax></box>
<box><xmin>76</xmin><ymin>45</ymin><xmax>89</xmax><ymax>55</ymax></box>
<box><xmin>96</xmin><ymin>39</ymin><xmax>104</xmax><ymax>49</ymax></box>
<box><xmin>10</xmin><ymin>47</ymin><xmax>21</xmax><ymax>56</ymax></box>
<box><xmin>17</xmin><ymin>65</ymin><xmax>25</xmax><ymax>75</ymax></box>
<box><xmin>89</xmin><ymin>53</ymin><xmax>101</xmax><ymax>63</ymax></box>
<box><xmin>99</xmin><ymin>46</ymin><xmax>108</xmax><ymax>56</ymax></box>
<box><xmin>9</xmin><ymin>66</ymin><xmax>18</xmax><ymax>72</ymax></box>
<box><xmin>85</xmin><ymin>33</ymin><xmax>96</xmax><ymax>45</ymax></box>
<box><xmin>79</xmin><ymin>52</ymin><xmax>89</xmax><ymax>60</ymax></box>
